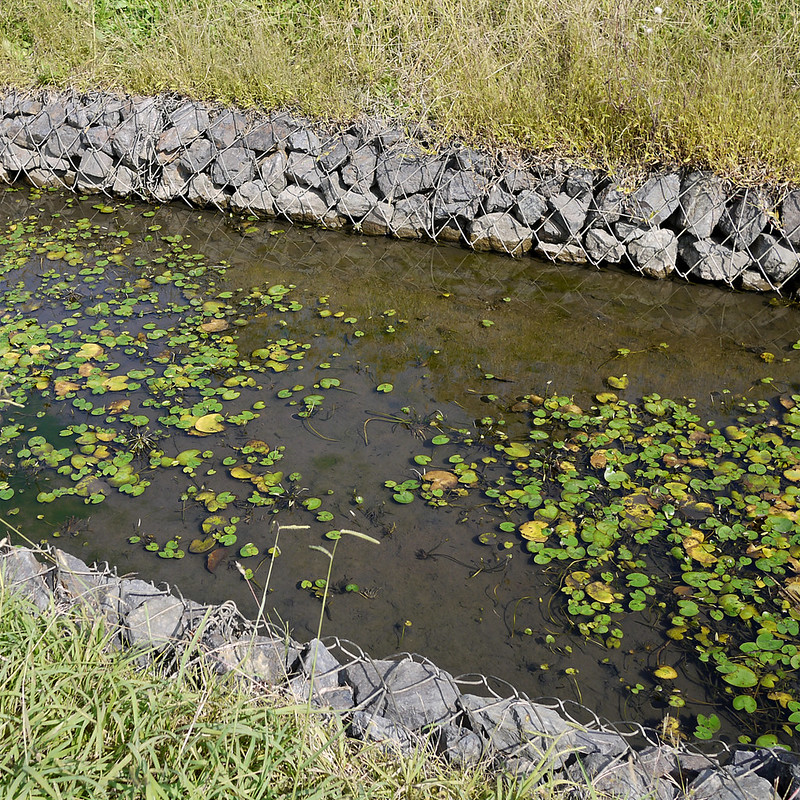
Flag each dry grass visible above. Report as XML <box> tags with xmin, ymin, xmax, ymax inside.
<box><xmin>1</xmin><ymin>0</ymin><xmax>799</xmax><ymax>182</ymax></box>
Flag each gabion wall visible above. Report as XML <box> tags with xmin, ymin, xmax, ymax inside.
<box><xmin>1</xmin><ymin>88</ymin><xmax>800</xmax><ymax>296</ymax></box>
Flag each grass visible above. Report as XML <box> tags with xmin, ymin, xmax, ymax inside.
<box><xmin>0</xmin><ymin>0</ymin><xmax>799</xmax><ymax>183</ymax></box>
<box><xmin>0</xmin><ymin>580</ymin><xmax>591</xmax><ymax>800</ymax></box>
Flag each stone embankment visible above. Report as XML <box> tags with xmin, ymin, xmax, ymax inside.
<box><xmin>1</xmin><ymin>88</ymin><xmax>800</xmax><ymax>295</ymax></box>
<box><xmin>2</xmin><ymin>542</ymin><xmax>798</xmax><ymax>800</ymax></box>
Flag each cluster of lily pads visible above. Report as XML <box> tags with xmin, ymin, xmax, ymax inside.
<box><xmin>387</xmin><ymin>388</ymin><xmax>800</xmax><ymax>744</ymax></box>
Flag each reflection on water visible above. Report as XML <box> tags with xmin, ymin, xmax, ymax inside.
<box><xmin>2</xmin><ymin>187</ymin><xmax>800</xmax><ymax>739</ymax></box>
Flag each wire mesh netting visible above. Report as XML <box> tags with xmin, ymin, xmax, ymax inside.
<box><xmin>1</xmin><ymin>88</ymin><xmax>800</xmax><ymax>298</ymax></box>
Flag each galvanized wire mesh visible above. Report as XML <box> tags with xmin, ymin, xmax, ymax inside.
<box><xmin>1</xmin><ymin>541</ymin><xmax>796</xmax><ymax>799</ymax></box>
<box><xmin>1</xmin><ymin>88</ymin><xmax>799</xmax><ymax>298</ymax></box>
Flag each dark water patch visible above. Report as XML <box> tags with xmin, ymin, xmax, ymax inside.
<box><xmin>1</xmin><ymin>185</ymin><xmax>800</xmax><ymax>747</ymax></box>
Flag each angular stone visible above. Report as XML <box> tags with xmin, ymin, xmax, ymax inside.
<box><xmin>740</xmin><ymin>269</ymin><xmax>772</xmax><ymax>291</ymax></box>
<box><xmin>360</xmin><ymin>201</ymin><xmax>394</xmax><ymax>235</ymax></box>
<box><xmin>112</xmin><ymin>119</ymin><xmax>158</xmax><ymax>170</ymax></box>
<box><xmin>513</xmin><ymin>189</ymin><xmax>547</xmax><ymax>227</ymax></box>
<box><xmin>230</xmin><ymin>180</ymin><xmax>275</xmax><ymax>214</ymax></box>
<box><xmin>717</xmin><ymin>192</ymin><xmax>769</xmax><ymax>249</ymax></box>
<box><xmin>244</xmin><ymin>116</ymin><xmax>294</xmax><ymax>153</ymax></box>
<box><xmin>533</xmin><ymin>165</ymin><xmax>564</xmax><ymax>198</ymax></box>
<box><xmin>538</xmin><ymin>192</ymin><xmax>590</xmax><ymax>243</ymax></box>
<box><xmin>27</xmin><ymin>168</ymin><xmax>65</xmax><ymax>189</ymax></box>
<box><xmin>186</xmin><ymin>172</ymin><xmax>229</xmax><ymax>208</ymax></box>
<box><xmin>82</xmin><ymin>126</ymin><xmax>114</xmax><ymax>156</ymax></box>
<box><xmin>627</xmin><ymin>173</ymin><xmax>680</xmax><ymax>227</ymax></box>
<box><xmin>337</xmin><ymin>186</ymin><xmax>379</xmax><ymax>220</ymax></box>
<box><xmin>436</xmin><ymin>220</ymin><xmax>465</xmax><ymax>243</ymax></box>
<box><xmin>441</xmin><ymin>724</ymin><xmax>484</xmax><ymax>767</ymax></box>
<box><xmin>211</xmin><ymin>147</ymin><xmax>254</xmax><ymax>188</ymax></box>
<box><xmin>469</xmin><ymin>212</ymin><xmax>533</xmax><ymax>256</ymax></box>
<box><xmin>587</xmin><ymin>184</ymin><xmax>627</xmax><ymax>229</ymax></box>
<box><xmin>43</xmin><ymin>125</ymin><xmax>83</xmax><ymax>160</ymax></box>
<box><xmin>679</xmin><ymin>238</ymin><xmax>750</xmax><ymax>283</ymax></box>
<box><xmin>584</xmin><ymin>228</ymin><xmax>626</xmax><ymax>264</ymax></box>
<box><xmin>111</xmin><ymin>164</ymin><xmax>138</xmax><ymax>197</ymax></box>
<box><xmin>433</xmin><ymin>169</ymin><xmax>488</xmax><ymax>220</ymax></box>
<box><xmin>274</xmin><ymin>185</ymin><xmax>327</xmax><ymax>223</ymax></box>
<box><xmin>168</xmin><ymin>101</ymin><xmax>209</xmax><ymax>138</ymax></box>
<box><xmin>565</xmin><ymin>166</ymin><xmax>595</xmax><ymax>197</ymax></box>
<box><xmin>289</xmin><ymin>639</ymin><xmax>353</xmax><ymax>710</ymax></box>
<box><xmin>675</xmin><ymin>171</ymin><xmax>726</xmax><ymax>238</ymax></box>
<box><xmin>453</xmin><ymin>147</ymin><xmax>493</xmax><ymax>176</ymax></box>
<box><xmin>750</xmin><ymin>233</ymin><xmax>799</xmax><ymax>283</ymax></box>
<box><xmin>342</xmin><ymin>658</ymin><xmax>460</xmax><ymax>729</ymax></box>
<box><xmin>391</xmin><ymin>194</ymin><xmax>433</xmax><ymax>239</ymax></box>
<box><xmin>207</xmin><ymin>109</ymin><xmax>248</xmax><ymax>149</ymax></box>
<box><xmin>571</xmin><ymin>729</ymin><xmax>629</xmax><ymax>758</ymax></box>
<box><xmin>257</xmin><ymin>151</ymin><xmax>287</xmax><ymax>197</ymax></box>
<box><xmin>0</xmin><ymin>548</ymin><xmax>51</xmax><ymax>611</ymax></box>
<box><xmin>179</xmin><ymin>138</ymin><xmax>215</xmax><ymax>172</ymax></box>
<box><xmin>4</xmin><ymin>143</ymin><xmax>39</xmax><ymax>172</ymax></box>
<box><xmin>627</xmin><ymin>228</ymin><xmax>677</xmax><ymax>279</ymax></box>
<box><xmin>342</xmin><ymin>145</ymin><xmax>378</xmax><ymax>187</ymax></box>
<box><xmin>375</xmin><ymin>144</ymin><xmax>444</xmax><ymax>199</ymax></box>
<box><xmin>22</xmin><ymin>106</ymin><xmax>65</xmax><ymax>145</ymax></box>
<box><xmin>502</xmin><ymin>168</ymin><xmax>533</xmax><ymax>194</ymax></box>
<box><xmin>78</xmin><ymin>150</ymin><xmax>114</xmax><ymax>185</ymax></box>
<box><xmin>484</xmin><ymin>184</ymin><xmax>514</xmax><ymax>213</ymax></box>
<box><xmin>461</xmin><ymin>695</ymin><xmax>575</xmax><ymax>769</ymax></box>
<box><xmin>350</xmin><ymin>710</ymin><xmax>415</xmax><ymax>753</ymax></box>
<box><xmin>118</xmin><ymin>578</ymin><xmax>172</xmax><ymax>616</ymax></box>
<box><xmin>536</xmin><ymin>241</ymin><xmax>587</xmax><ymax>264</ymax></box>
<box><xmin>781</xmin><ymin>190</ymin><xmax>800</xmax><ymax>245</ymax></box>
<box><xmin>688</xmin><ymin>766</ymin><xmax>779</xmax><ymax>800</ymax></box>
<box><xmin>125</xmin><ymin>594</ymin><xmax>186</xmax><ymax>649</ymax></box>
<box><xmin>570</xmin><ymin>753</ymin><xmax>676</xmax><ymax>800</ymax></box>
<box><xmin>285</xmin><ymin>151</ymin><xmax>324</xmax><ymax>189</ymax></box>
<box><xmin>210</xmin><ymin>634</ymin><xmax>299</xmax><ymax>684</ymax></box>
<box><xmin>152</xmin><ymin>162</ymin><xmax>189</xmax><ymax>202</ymax></box>
<box><xmin>287</xmin><ymin>127</ymin><xmax>321</xmax><ymax>155</ymax></box>
<box><xmin>317</xmin><ymin>133</ymin><xmax>358</xmax><ymax>173</ymax></box>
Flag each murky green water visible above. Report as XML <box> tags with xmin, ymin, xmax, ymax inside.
<box><xmin>2</xmin><ymin>185</ymin><xmax>800</xmax><ymax>745</ymax></box>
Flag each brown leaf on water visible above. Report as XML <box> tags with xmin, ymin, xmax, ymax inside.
<box><xmin>108</xmin><ymin>399</ymin><xmax>130</xmax><ymax>414</ymax></box>
<box><xmin>206</xmin><ymin>548</ymin><xmax>227</xmax><ymax>573</ymax></box>
<box><xmin>424</xmin><ymin>470</ymin><xmax>458</xmax><ymax>492</ymax></box>
<box><xmin>54</xmin><ymin>380</ymin><xmax>81</xmax><ymax>397</ymax></box>
<box><xmin>200</xmin><ymin>319</ymin><xmax>230</xmax><ymax>333</ymax></box>
<box><xmin>590</xmin><ymin>450</ymin><xmax>607</xmax><ymax>469</ymax></box>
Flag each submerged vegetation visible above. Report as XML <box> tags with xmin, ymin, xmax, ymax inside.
<box><xmin>1</xmin><ymin>0</ymin><xmax>800</xmax><ymax>181</ymax></box>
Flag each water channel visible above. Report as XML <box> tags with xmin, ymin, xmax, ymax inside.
<box><xmin>1</xmin><ymin>185</ymin><xmax>800</xmax><ymax>745</ymax></box>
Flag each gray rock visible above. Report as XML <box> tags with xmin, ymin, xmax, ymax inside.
<box><xmin>432</xmin><ymin>169</ymin><xmax>488</xmax><ymax>219</ymax></box>
<box><xmin>441</xmin><ymin>724</ymin><xmax>485</xmax><ymax>767</ymax></box>
<box><xmin>360</xmin><ymin>201</ymin><xmax>395</xmax><ymax>235</ymax></box>
<box><xmin>211</xmin><ymin>147</ymin><xmax>254</xmax><ymax>188</ymax></box>
<box><xmin>125</xmin><ymin>594</ymin><xmax>186</xmax><ymax>649</ymax></box>
<box><xmin>111</xmin><ymin>164</ymin><xmax>138</xmax><ymax>197</ymax></box>
<box><xmin>469</xmin><ymin>212</ymin><xmax>533</xmax><ymax>256</ymax></box>
<box><xmin>4</xmin><ymin>143</ymin><xmax>39</xmax><ymax>172</ymax></box>
<box><xmin>342</xmin><ymin>658</ymin><xmax>460</xmax><ymax>729</ymax></box>
<box><xmin>572</xmin><ymin>728</ymin><xmax>629</xmax><ymax>758</ymax></box>
<box><xmin>571</xmin><ymin>753</ymin><xmax>676</xmax><ymax>800</ymax></box>
<box><xmin>484</xmin><ymin>184</ymin><xmax>515</xmax><ymax>213</ymax></box>
<box><xmin>628</xmin><ymin>228</ymin><xmax>677</xmax><ymax>279</ymax></box>
<box><xmin>118</xmin><ymin>578</ymin><xmax>171</xmax><ymax>616</ymax></box>
<box><xmin>287</xmin><ymin>127</ymin><xmax>321</xmax><ymax>155</ymax></box>
<box><xmin>288</xmin><ymin>639</ymin><xmax>353</xmax><ymax>710</ymax></box>
<box><xmin>169</xmin><ymin>101</ymin><xmax>209</xmax><ymax>138</ymax></box>
<box><xmin>342</xmin><ymin>145</ymin><xmax>378</xmax><ymax>186</ymax></box>
<box><xmin>391</xmin><ymin>194</ymin><xmax>433</xmax><ymax>239</ymax></box>
<box><xmin>230</xmin><ymin>180</ymin><xmax>275</xmax><ymax>214</ymax></box>
<box><xmin>584</xmin><ymin>228</ymin><xmax>626</xmax><ymax>264</ymax></box>
<box><xmin>435</xmin><ymin>220</ymin><xmax>465</xmax><ymax>243</ymax></box>
<box><xmin>274</xmin><ymin>184</ymin><xmax>327</xmax><ymax>223</ymax></box>
<box><xmin>502</xmin><ymin>168</ymin><xmax>533</xmax><ymax>194</ymax></box>
<box><xmin>207</xmin><ymin>109</ymin><xmax>248</xmax><ymax>149</ymax></box>
<box><xmin>453</xmin><ymin>146</ymin><xmax>493</xmax><ymax>176</ymax></box>
<box><xmin>538</xmin><ymin>191</ymin><xmax>590</xmax><ymax>243</ymax></box>
<box><xmin>627</xmin><ymin>174</ymin><xmax>680</xmax><ymax>227</ymax></box>
<box><xmin>317</xmin><ymin>133</ymin><xmax>358</xmax><ymax>173</ymax></box>
<box><xmin>78</xmin><ymin>150</ymin><xmax>114</xmax><ymax>186</ymax></box>
<box><xmin>285</xmin><ymin>151</ymin><xmax>325</xmax><ymax>189</ymax></box>
<box><xmin>740</xmin><ymin>269</ymin><xmax>772</xmax><ymax>292</ymax></box>
<box><xmin>16</xmin><ymin>98</ymin><xmax>43</xmax><ymax>117</ymax></box>
<box><xmin>675</xmin><ymin>171</ymin><xmax>726</xmax><ymax>238</ymax></box>
<box><xmin>565</xmin><ymin>167</ymin><xmax>596</xmax><ymax>197</ymax></box>
<box><xmin>320</xmin><ymin>172</ymin><xmax>347</xmax><ymax>206</ymax></box>
<box><xmin>587</xmin><ymin>184</ymin><xmax>627</xmax><ymax>229</ymax></box>
<box><xmin>781</xmin><ymin>190</ymin><xmax>800</xmax><ymax>245</ymax></box>
<box><xmin>536</xmin><ymin>241</ymin><xmax>588</xmax><ymax>264</ymax></box>
<box><xmin>687</xmin><ymin>766</ymin><xmax>779</xmax><ymax>800</ymax></box>
<box><xmin>82</xmin><ymin>126</ymin><xmax>115</xmax><ymax>156</ymax></box>
<box><xmin>462</xmin><ymin>695</ymin><xmax>575</xmax><ymax>769</ymax></box>
<box><xmin>245</xmin><ymin>115</ymin><xmax>294</xmax><ymax>153</ymax></box>
<box><xmin>679</xmin><ymin>238</ymin><xmax>750</xmax><ymax>282</ymax></box>
<box><xmin>22</xmin><ymin>106</ymin><xmax>64</xmax><ymax>145</ymax></box>
<box><xmin>179</xmin><ymin>138</ymin><xmax>215</xmax><ymax>172</ymax></box>
<box><xmin>257</xmin><ymin>151</ymin><xmax>288</xmax><ymax>196</ymax></box>
<box><xmin>152</xmin><ymin>162</ymin><xmax>189</xmax><ymax>202</ymax></box>
<box><xmin>513</xmin><ymin>189</ymin><xmax>547</xmax><ymax>227</ymax></box>
<box><xmin>533</xmin><ymin>166</ymin><xmax>564</xmax><ymax>198</ymax></box>
<box><xmin>750</xmin><ymin>233</ymin><xmax>799</xmax><ymax>283</ymax></box>
<box><xmin>614</xmin><ymin>221</ymin><xmax>647</xmax><ymax>243</ymax></box>
<box><xmin>337</xmin><ymin>186</ymin><xmax>379</xmax><ymax>220</ymax></box>
<box><xmin>27</xmin><ymin>168</ymin><xmax>64</xmax><ymax>188</ymax></box>
<box><xmin>112</xmin><ymin>118</ymin><xmax>158</xmax><ymax>170</ymax></box>
<box><xmin>54</xmin><ymin>550</ymin><xmax>125</xmax><ymax>626</ymax></box>
<box><xmin>187</xmin><ymin>172</ymin><xmax>229</xmax><ymax>208</ymax></box>
<box><xmin>211</xmin><ymin>634</ymin><xmax>298</xmax><ymax>684</ymax></box>
<box><xmin>0</xmin><ymin>547</ymin><xmax>51</xmax><ymax>611</ymax></box>
<box><xmin>717</xmin><ymin>192</ymin><xmax>769</xmax><ymax>249</ymax></box>
<box><xmin>375</xmin><ymin>144</ymin><xmax>444</xmax><ymax>199</ymax></box>
<box><xmin>350</xmin><ymin>710</ymin><xmax>416</xmax><ymax>753</ymax></box>
<box><xmin>0</xmin><ymin>117</ymin><xmax>26</xmax><ymax>146</ymax></box>
<box><xmin>42</xmin><ymin>125</ymin><xmax>83</xmax><ymax>160</ymax></box>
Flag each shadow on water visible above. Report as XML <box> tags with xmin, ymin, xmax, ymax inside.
<box><xmin>2</xmin><ymin>186</ymin><xmax>800</xmax><ymax>744</ymax></box>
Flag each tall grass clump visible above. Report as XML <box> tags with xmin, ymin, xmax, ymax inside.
<box><xmin>1</xmin><ymin>0</ymin><xmax>799</xmax><ymax>181</ymax></box>
<box><xmin>0</xmin><ymin>582</ymin><xmax>578</xmax><ymax>799</ymax></box>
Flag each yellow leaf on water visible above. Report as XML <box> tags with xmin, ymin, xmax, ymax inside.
<box><xmin>77</xmin><ymin>343</ymin><xmax>104</xmax><ymax>359</ymax></box>
<box><xmin>193</xmin><ymin>414</ymin><xmax>225</xmax><ymax>434</ymax></box>
<box><xmin>54</xmin><ymin>380</ymin><xmax>81</xmax><ymax>397</ymax></box>
<box><xmin>519</xmin><ymin>520</ymin><xmax>549</xmax><ymax>542</ymax></box>
<box><xmin>586</xmin><ymin>582</ymin><xmax>615</xmax><ymax>603</ymax></box>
